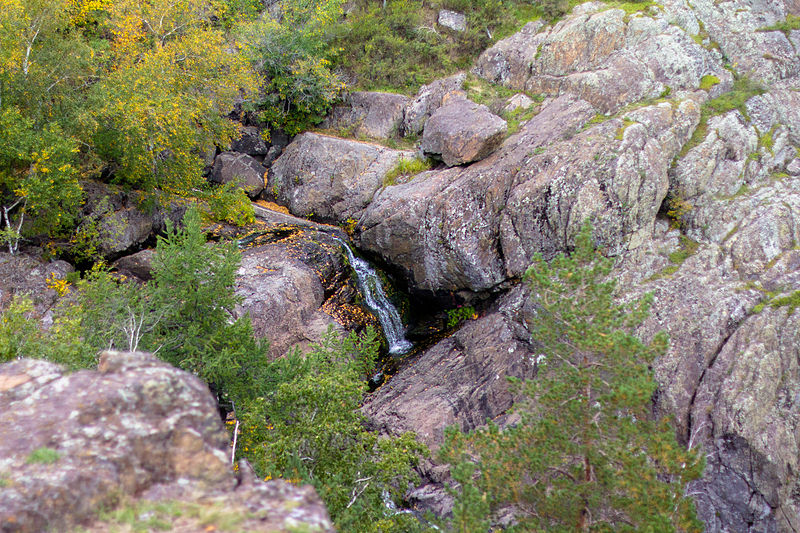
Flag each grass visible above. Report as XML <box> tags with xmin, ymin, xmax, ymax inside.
<box><xmin>667</xmin><ymin>235</ymin><xmax>699</xmax><ymax>265</ymax></box>
<box><xmin>757</xmin><ymin>14</ymin><xmax>800</xmax><ymax>36</ymax></box>
<box><xmin>26</xmin><ymin>447</ymin><xmax>60</xmax><ymax>465</ymax></box>
<box><xmin>383</xmin><ymin>156</ymin><xmax>434</xmax><ymax>186</ymax></box>
<box><xmin>648</xmin><ymin>234</ymin><xmax>699</xmax><ymax>281</ymax></box>
<box><xmin>91</xmin><ymin>499</ymin><xmax>249</xmax><ymax>532</ymax></box>
<box><xmin>678</xmin><ymin>76</ymin><xmax>766</xmax><ymax>158</ymax></box>
<box><xmin>699</xmin><ymin>74</ymin><xmax>720</xmax><ymax>90</ymax></box>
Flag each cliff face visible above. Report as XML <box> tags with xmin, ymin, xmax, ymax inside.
<box><xmin>264</xmin><ymin>1</ymin><xmax>800</xmax><ymax>531</ymax></box>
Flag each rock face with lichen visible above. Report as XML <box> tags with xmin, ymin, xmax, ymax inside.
<box><xmin>0</xmin><ymin>351</ymin><xmax>334</xmax><ymax>533</ymax></box>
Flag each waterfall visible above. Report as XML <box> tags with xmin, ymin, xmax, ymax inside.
<box><xmin>335</xmin><ymin>239</ymin><xmax>413</xmax><ymax>355</ymax></box>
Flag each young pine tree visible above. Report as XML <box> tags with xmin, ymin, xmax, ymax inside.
<box><xmin>441</xmin><ymin>222</ymin><xmax>704</xmax><ymax>532</ymax></box>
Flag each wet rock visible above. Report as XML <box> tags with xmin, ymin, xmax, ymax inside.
<box><xmin>235</xmin><ymin>225</ymin><xmax>353</xmax><ymax>358</ymax></box>
<box><xmin>438</xmin><ymin>9</ymin><xmax>466</xmax><ymax>32</ymax></box>
<box><xmin>421</xmin><ymin>97</ymin><xmax>507</xmax><ymax>166</ymax></box>
<box><xmin>321</xmin><ymin>91</ymin><xmax>410</xmax><ymax>140</ymax></box>
<box><xmin>403</xmin><ymin>73</ymin><xmax>467</xmax><ymax>137</ymax></box>
<box><xmin>0</xmin><ymin>352</ymin><xmax>334</xmax><ymax>532</ymax></box>
<box><xmin>364</xmin><ymin>285</ymin><xmax>536</xmax><ymax>449</ymax></box>
<box><xmin>269</xmin><ymin>132</ymin><xmax>414</xmax><ymax>223</ymax></box>
<box><xmin>211</xmin><ymin>151</ymin><xmax>267</xmax><ymax>198</ymax></box>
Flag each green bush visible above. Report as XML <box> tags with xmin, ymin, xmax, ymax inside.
<box><xmin>240</xmin><ymin>0</ymin><xmax>346</xmax><ymax>134</ymax></box>
<box><xmin>238</xmin><ymin>327</ymin><xmax>428</xmax><ymax>532</ymax></box>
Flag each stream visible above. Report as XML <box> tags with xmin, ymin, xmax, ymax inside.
<box><xmin>334</xmin><ymin>238</ymin><xmax>413</xmax><ymax>355</ymax></box>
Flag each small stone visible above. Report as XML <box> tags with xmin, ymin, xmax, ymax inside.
<box><xmin>438</xmin><ymin>9</ymin><xmax>466</xmax><ymax>32</ymax></box>
<box><xmin>502</xmin><ymin>93</ymin><xmax>535</xmax><ymax>114</ymax></box>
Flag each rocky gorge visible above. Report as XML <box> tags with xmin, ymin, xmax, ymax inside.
<box><xmin>3</xmin><ymin>0</ymin><xmax>800</xmax><ymax>531</ymax></box>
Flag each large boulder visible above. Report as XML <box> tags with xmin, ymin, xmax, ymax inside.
<box><xmin>358</xmin><ymin>94</ymin><xmax>699</xmax><ymax>295</ymax></box>
<box><xmin>235</xmin><ymin>220</ymin><xmax>366</xmax><ymax>359</ymax></box>
<box><xmin>268</xmin><ymin>132</ymin><xmax>415</xmax><ymax>223</ymax></box>
<box><xmin>0</xmin><ymin>253</ymin><xmax>73</xmax><ymax>318</ymax></box>
<box><xmin>0</xmin><ymin>352</ymin><xmax>334</xmax><ymax>532</ymax></box>
<box><xmin>321</xmin><ymin>91</ymin><xmax>410</xmax><ymax>140</ymax></box>
<box><xmin>421</xmin><ymin>97</ymin><xmax>507</xmax><ymax>166</ymax></box>
<box><xmin>211</xmin><ymin>151</ymin><xmax>267</xmax><ymax>198</ymax></box>
<box><xmin>474</xmin><ymin>3</ymin><xmax>731</xmax><ymax>114</ymax></box>
<box><xmin>403</xmin><ymin>73</ymin><xmax>467</xmax><ymax>137</ymax></box>
<box><xmin>78</xmin><ymin>181</ymin><xmax>187</xmax><ymax>260</ymax></box>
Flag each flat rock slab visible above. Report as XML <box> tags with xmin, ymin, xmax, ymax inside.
<box><xmin>211</xmin><ymin>151</ymin><xmax>267</xmax><ymax>198</ymax></box>
<box><xmin>321</xmin><ymin>91</ymin><xmax>409</xmax><ymax>140</ymax></box>
<box><xmin>421</xmin><ymin>98</ymin><xmax>507</xmax><ymax>166</ymax></box>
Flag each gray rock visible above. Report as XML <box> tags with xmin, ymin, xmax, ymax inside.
<box><xmin>359</xmin><ymin>95</ymin><xmax>698</xmax><ymax>295</ymax></box>
<box><xmin>502</xmin><ymin>93</ymin><xmax>535</xmax><ymax>114</ymax></box>
<box><xmin>0</xmin><ymin>352</ymin><xmax>334</xmax><ymax>532</ymax></box>
<box><xmin>112</xmin><ymin>249</ymin><xmax>155</xmax><ymax>281</ymax></box>
<box><xmin>474</xmin><ymin>6</ymin><xmax>729</xmax><ymax>114</ymax></box>
<box><xmin>359</xmin><ymin>94</ymin><xmax>596</xmax><ymax>294</ymax></box>
<box><xmin>231</xmin><ymin>125</ymin><xmax>270</xmax><ymax>156</ymax></box>
<box><xmin>421</xmin><ymin>98</ymin><xmax>507</xmax><ymax>166</ymax></box>
<box><xmin>211</xmin><ymin>152</ymin><xmax>267</xmax><ymax>198</ymax></box>
<box><xmin>0</xmin><ymin>252</ymin><xmax>73</xmax><ymax>318</ymax></box>
<box><xmin>269</xmin><ymin>132</ymin><xmax>414</xmax><ymax>223</ymax></box>
<box><xmin>438</xmin><ymin>9</ymin><xmax>467</xmax><ymax>32</ymax></box>
<box><xmin>321</xmin><ymin>91</ymin><xmax>410</xmax><ymax>140</ymax></box>
<box><xmin>403</xmin><ymin>73</ymin><xmax>467</xmax><ymax>137</ymax></box>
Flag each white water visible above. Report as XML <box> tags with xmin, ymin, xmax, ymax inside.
<box><xmin>336</xmin><ymin>239</ymin><xmax>413</xmax><ymax>354</ymax></box>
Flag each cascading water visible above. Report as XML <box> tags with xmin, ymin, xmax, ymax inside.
<box><xmin>335</xmin><ymin>238</ymin><xmax>413</xmax><ymax>355</ymax></box>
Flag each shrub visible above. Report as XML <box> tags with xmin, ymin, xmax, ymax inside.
<box><xmin>238</xmin><ymin>328</ymin><xmax>427</xmax><ymax>532</ymax></box>
<box><xmin>441</xmin><ymin>222</ymin><xmax>704</xmax><ymax>532</ymax></box>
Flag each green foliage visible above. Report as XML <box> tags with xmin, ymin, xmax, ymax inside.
<box><xmin>704</xmin><ymin>76</ymin><xmax>765</xmax><ymax>118</ymax></box>
<box><xmin>668</xmin><ymin>235</ymin><xmax>700</xmax><ymax>266</ymax></box>
<box><xmin>199</xmin><ymin>182</ymin><xmax>255</xmax><ymax>226</ymax></box>
<box><xmin>0</xmin><ymin>295</ymin><xmax>39</xmax><ymax>362</ymax></box>
<box><xmin>757</xmin><ymin>14</ymin><xmax>800</xmax><ymax>35</ymax></box>
<box><xmin>240</xmin><ymin>0</ymin><xmax>345</xmax><ymax>134</ymax></box>
<box><xmin>239</xmin><ymin>327</ymin><xmax>427</xmax><ymax>532</ymax></box>
<box><xmin>441</xmin><ymin>222</ymin><xmax>704</xmax><ymax>532</ymax></box>
<box><xmin>26</xmin><ymin>447</ymin><xmax>61</xmax><ymax>464</ymax></box>
<box><xmin>384</xmin><ymin>156</ymin><xmax>433</xmax><ymax>186</ymax></box>
<box><xmin>0</xmin><ymin>107</ymin><xmax>83</xmax><ymax>242</ymax></box>
<box><xmin>699</xmin><ymin>74</ymin><xmax>720</xmax><ymax>90</ymax></box>
<box><xmin>92</xmin><ymin>29</ymin><xmax>256</xmax><ymax>193</ymax></box>
<box><xmin>332</xmin><ymin>0</ymin><xmax>538</xmax><ymax>93</ymax></box>
<box><xmin>539</xmin><ymin>0</ymin><xmax>569</xmax><ymax>19</ymax></box>
<box><xmin>770</xmin><ymin>290</ymin><xmax>800</xmax><ymax>314</ymax></box>
<box><xmin>446</xmin><ymin>305</ymin><xmax>477</xmax><ymax>328</ymax></box>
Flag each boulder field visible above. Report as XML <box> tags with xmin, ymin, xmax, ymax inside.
<box><xmin>263</xmin><ymin>1</ymin><xmax>800</xmax><ymax>530</ymax></box>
